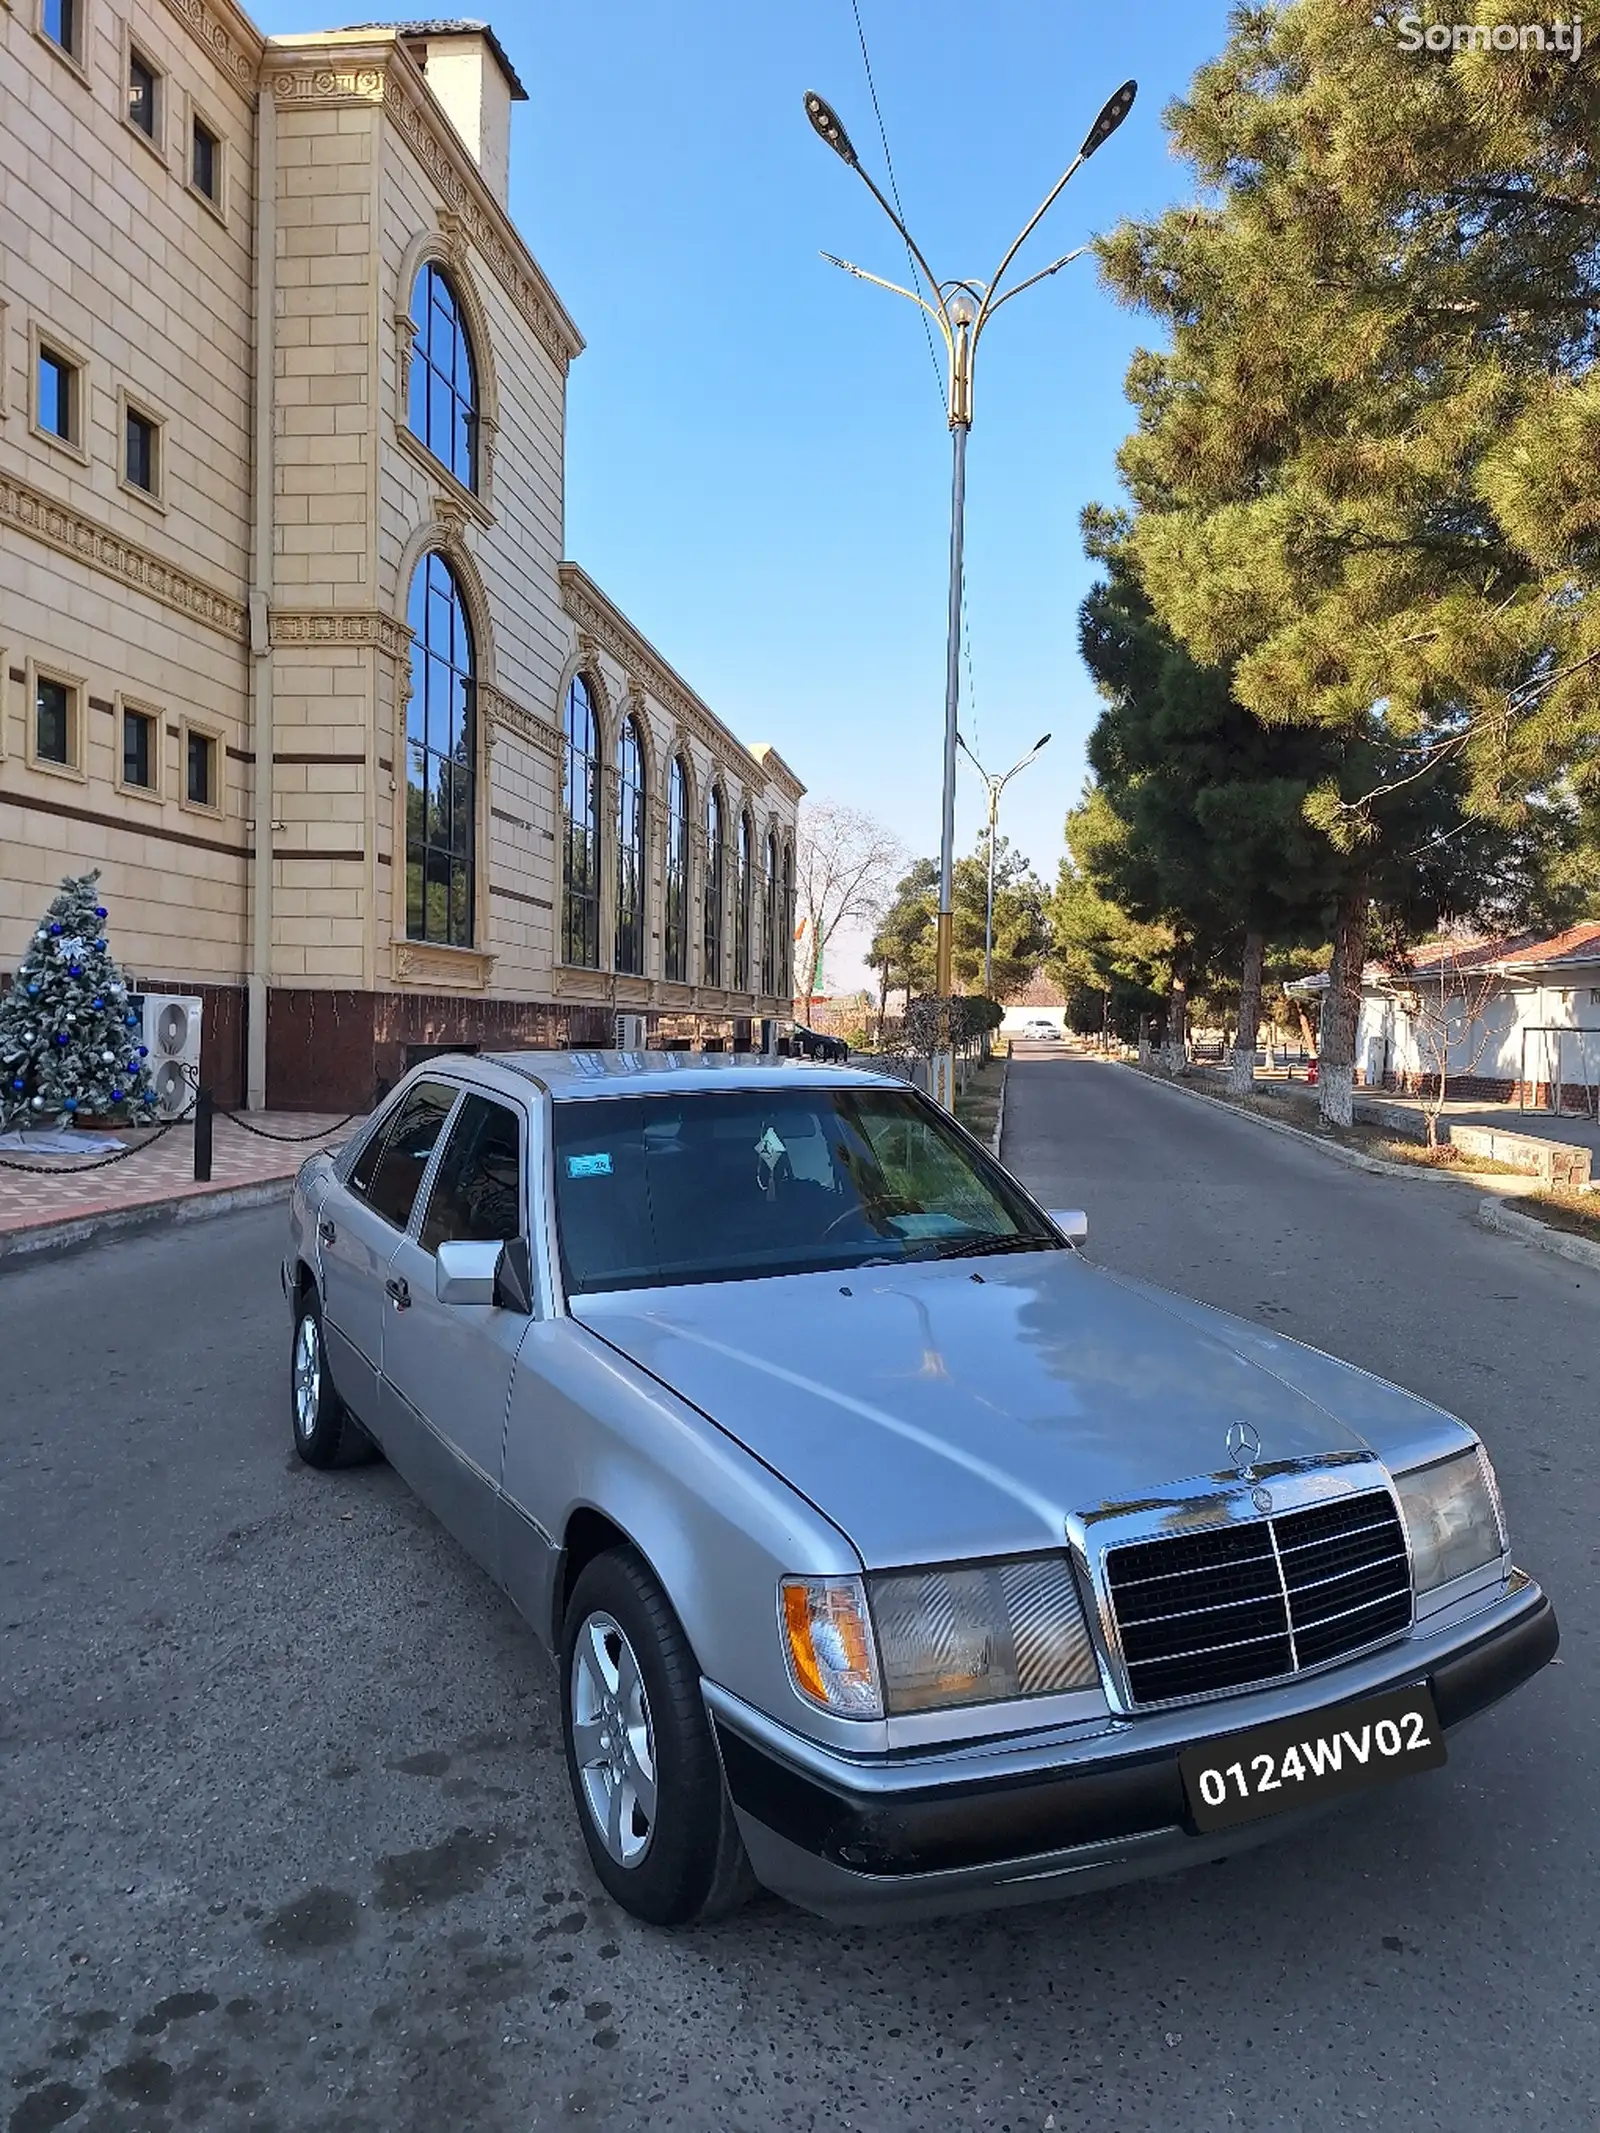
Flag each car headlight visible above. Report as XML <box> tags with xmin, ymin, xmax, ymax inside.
<box><xmin>869</xmin><ymin>1555</ymin><xmax>1100</xmax><ymax>1715</ymax></box>
<box><xmin>1395</xmin><ymin>1448</ymin><xmax>1506</xmax><ymax>1594</ymax></box>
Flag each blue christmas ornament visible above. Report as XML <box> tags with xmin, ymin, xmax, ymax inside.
<box><xmin>111</xmin><ymin>1087</ymin><xmax>124</xmax><ymax>1101</ymax></box>
<box><xmin>69</xmin><ymin>963</ymin><xmax>82</xmax><ymax>977</ymax></box>
<box><xmin>95</xmin><ymin>939</ymin><xmax>107</xmax><ymax>951</ymax></box>
<box><xmin>55</xmin><ymin>1032</ymin><xmax>70</xmax><ymax>1045</ymax></box>
<box><xmin>138</xmin><ymin>1044</ymin><xmax>148</xmax><ymax>1057</ymax></box>
<box><xmin>95</xmin><ymin>907</ymin><xmax>107</xmax><ymax>919</ymax></box>
<box><xmin>125</xmin><ymin>1012</ymin><xmax>138</xmax><ymax>1026</ymax></box>
<box><xmin>49</xmin><ymin>923</ymin><xmax>61</xmax><ymax>936</ymax></box>
<box><xmin>27</xmin><ymin>985</ymin><xmax>38</xmax><ymax>997</ymax></box>
<box><xmin>64</xmin><ymin>1098</ymin><xmax>77</xmax><ymax>1112</ymax></box>
<box><xmin>92</xmin><ymin>997</ymin><xmax>104</xmax><ymax>1009</ymax></box>
<box><xmin>10</xmin><ymin>1078</ymin><xmax>22</xmax><ymax>1091</ymax></box>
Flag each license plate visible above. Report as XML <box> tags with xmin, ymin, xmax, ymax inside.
<box><xmin>1179</xmin><ymin>1683</ymin><xmax>1446</xmax><ymax>1833</ymax></box>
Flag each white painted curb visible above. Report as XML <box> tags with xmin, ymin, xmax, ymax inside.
<box><xmin>0</xmin><ymin>1176</ymin><xmax>295</xmax><ymax>1269</ymax></box>
<box><xmin>990</xmin><ymin>1054</ymin><xmax>1010</xmax><ymax>1161</ymax></box>
<box><xmin>1473</xmin><ymin>1196</ymin><xmax>1600</xmax><ymax>1275</ymax></box>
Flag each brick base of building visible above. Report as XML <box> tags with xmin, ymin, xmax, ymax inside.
<box><xmin>1364</xmin><ymin>1068</ymin><xmax>1593</xmax><ymax>1110</ymax></box>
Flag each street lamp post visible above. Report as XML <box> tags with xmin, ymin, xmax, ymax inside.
<box><xmin>957</xmin><ymin>730</ymin><xmax>1051</xmax><ymax>996</ymax></box>
<box><xmin>805</xmin><ymin>79</ymin><xmax>1135</xmax><ymax>1108</ymax></box>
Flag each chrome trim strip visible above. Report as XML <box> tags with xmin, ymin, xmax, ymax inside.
<box><xmin>1264</xmin><ymin>1515</ymin><xmax>1299</xmax><ymax>1671</ymax></box>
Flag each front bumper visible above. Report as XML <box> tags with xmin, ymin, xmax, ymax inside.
<box><xmin>706</xmin><ymin>1577</ymin><xmax>1557</xmax><ymax>1924</ymax></box>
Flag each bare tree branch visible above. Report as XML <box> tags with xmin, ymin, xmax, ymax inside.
<box><xmin>794</xmin><ymin>801</ymin><xmax>906</xmax><ymax>1016</ymax></box>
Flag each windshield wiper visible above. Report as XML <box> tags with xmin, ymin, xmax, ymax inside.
<box><xmin>931</xmin><ymin>1233</ymin><xmax>1052</xmax><ymax>1262</ymax></box>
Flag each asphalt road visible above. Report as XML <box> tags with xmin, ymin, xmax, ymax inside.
<box><xmin>2</xmin><ymin>1054</ymin><xmax>1594</xmax><ymax>2132</ymax></box>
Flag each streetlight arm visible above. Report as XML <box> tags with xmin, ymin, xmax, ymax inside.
<box><xmin>981</xmin><ymin>247</ymin><xmax>1091</xmax><ymax>322</ymax></box>
<box><xmin>820</xmin><ymin>253</ymin><xmax>952</xmax><ymax>338</ymax></box>
<box><xmin>976</xmin><ymin>154</ymin><xmax>1086</xmax><ymax>332</ymax></box>
<box><xmin>844</xmin><ymin>157</ymin><xmax>955</xmax><ymax>335</ymax></box>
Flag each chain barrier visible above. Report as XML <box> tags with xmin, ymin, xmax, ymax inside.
<box><xmin>214</xmin><ymin>1107</ymin><xmax>359</xmax><ymax>1143</ymax></box>
<box><xmin>0</xmin><ymin>1098</ymin><xmax>354</xmax><ymax>1175</ymax></box>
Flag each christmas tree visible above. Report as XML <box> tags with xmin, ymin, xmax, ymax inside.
<box><xmin>0</xmin><ymin>873</ymin><xmax>158</xmax><ymax>1130</ymax></box>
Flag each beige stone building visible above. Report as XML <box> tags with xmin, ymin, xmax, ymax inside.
<box><xmin>1</xmin><ymin>4</ymin><xmax>803</xmax><ymax>1108</ymax></box>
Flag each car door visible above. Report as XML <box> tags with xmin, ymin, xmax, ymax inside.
<box><xmin>318</xmin><ymin>1078</ymin><xmax>457</xmax><ymax>1431</ymax></box>
<box><xmin>380</xmin><ymin>1088</ymin><xmax>530</xmax><ymax>1577</ymax></box>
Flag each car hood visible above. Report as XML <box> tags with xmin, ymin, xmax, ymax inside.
<box><xmin>574</xmin><ymin>1251</ymin><xmax>1469</xmax><ymax>1569</ymax></box>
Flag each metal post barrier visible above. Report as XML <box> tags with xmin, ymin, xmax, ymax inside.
<box><xmin>193</xmin><ymin>1087</ymin><xmax>213</xmax><ymax>1183</ymax></box>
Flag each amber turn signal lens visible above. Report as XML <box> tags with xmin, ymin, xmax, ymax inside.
<box><xmin>779</xmin><ymin>1575</ymin><xmax>882</xmax><ymax>1717</ymax></box>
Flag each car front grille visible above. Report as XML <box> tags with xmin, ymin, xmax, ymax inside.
<box><xmin>1104</xmin><ymin>1489</ymin><xmax>1412</xmax><ymax>1705</ymax></box>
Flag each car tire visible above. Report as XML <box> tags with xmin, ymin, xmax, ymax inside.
<box><xmin>290</xmin><ymin>1288</ymin><xmax>375</xmax><ymax>1470</ymax></box>
<box><xmin>561</xmin><ymin>1548</ymin><xmax>755</xmax><ymax>1928</ymax></box>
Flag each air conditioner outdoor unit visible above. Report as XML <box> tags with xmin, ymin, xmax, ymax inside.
<box><xmin>134</xmin><ymin>993</ymin><xmax>204</xmax><ymax>1119</ymax></box>
<box><xmin>614</xmin><ymin>1012</ymin><xmax>647</xmax><ymax>1053</ymax></box>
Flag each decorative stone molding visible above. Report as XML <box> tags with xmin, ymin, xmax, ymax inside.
<box><xmin>433</xmin><ymin>493</ymin><xmax>470</xmax><ymax>552</ymax></box>
<box><xmin>482</xmin><ymin>684</ymin><xmax>559</xmax><ymax>758</ymax></box>
<box><xmin>391</xmin><ymin>940</ymin><xmax>495</xmax><ymax>990</ymax></box>
<box><xmin>558</xmin><ymin>563</ymin><xmax>770</xmax><ymax>792</ymax></box>
<box><xmin>272</xmin><ymin>609</ymin><xmax>412</xmax><ymax>659</ymax></box>
<box><xmin>160</xmin><ymin>0</ymin><xmax>260</xmax><ymax>93</ymax></box>
<box><xmin>1</xmin><ymin>472</ymin><xmax>247</xmax><ymax>640</ymax></box>
<box><xmin>437</xmin><ymin>209</ymin><xmax>469</xmax><ymax>267</ymax></box>
<box><xmin>381</xmin><ymin>65</ymin><xmax>583</xmax><ymax>373</ymax></box>
<box><xmin>751</xmin><ymin>741</ymin><xmax>807</xmax><ymax>804</ymax></box>
<box><xmin>270</xmin><ymin>65</ymin><xmax>386</xmax><ymax>104</ymax></box>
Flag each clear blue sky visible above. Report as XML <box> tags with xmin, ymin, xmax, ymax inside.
<box><xmin>258</xmin><ymin>1</ymin><xmax>1236</xmax><ymax>981</ymax></box>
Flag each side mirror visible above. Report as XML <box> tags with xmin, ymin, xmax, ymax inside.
<box><xmin>494</xmin><ymin>1235</ymin><xmax>536</xmax><ymax>1316</ymax></box>
<box><xmin>1048</xmin><ymin>1208</ymin><xmax>1089</xmax><ymax>1248</ymax></box>
<box><xmin>435</xmin><ymin>1238</ymin><xmax>503</xmax><ymax>1306</ymax></box>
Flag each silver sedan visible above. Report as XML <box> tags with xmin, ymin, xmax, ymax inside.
<box><xmin>283</xmin><ymin>1052</ymin><xmax>1556</xmax><ymax>1926</ymax></box>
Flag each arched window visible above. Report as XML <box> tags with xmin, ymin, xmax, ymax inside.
<box><xmin>781</xmin><ymin>839</ymin><xmax>796</xmax><ymax>998</ymax></box>
<box><xmin>615</xmin><ymin>715</ymin><xmax>647</xmax><ymax>976</ymax></box>
<box><xmin>562</xmin><ymin>676</ymin><xmax>601</xmax><ymax>968</ymax></box>
<box><xmin>703</xmin><ymin>784</ymin><xmax>725</xmax><ymax>988</ymax></box>
<box><xmin>408</xmin><ymin>262</ymin><xmax>478</xmax><ymax>490</ymax></box>
<box><xmin>405</xmin><ymin>552</ymin><xmax>476</xmax><ymax>947</ymax></box>
<box><xmin>733</xmin><ymin>811</ymin><xmax>754</xmax><ymax>991</ymax></box>
<box><xmin>761</xmin><ymin>830</ymin><xmax>779</xmax><ymax>996</ymax></box>
<box><xmin>665</xmin><ymin>756</ymin><xmax>690</xmax><ymax>983</ymax></box>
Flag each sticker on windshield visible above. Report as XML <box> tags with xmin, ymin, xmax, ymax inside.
<box><xmin>566</xmin><ymin>1152</ymin><xmax>613</xmax><ymax>1179</ymax></box>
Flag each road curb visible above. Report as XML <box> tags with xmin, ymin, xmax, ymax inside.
<box><xmin>1088</xmin><ymin>1054</ymin><xmax>1600</xmax><ymax>1274</ymax></box>
<box><xmin>991</xmin><ymin>1053</ymin><xmax>1010</xmax><ymax>1160</ymax></box>
<box><xmin>1473</xmin><ymin>1195</ymin><xmax>1600</xmax><ymax>1274</ymax></box>
<box><xmin>0</xmin><ymin>1176</ymin><xmax>295</xmax><ymax>1270</ymax></box>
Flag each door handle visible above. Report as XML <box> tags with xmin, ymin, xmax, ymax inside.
<box><xmin>318</xmin><ymin>1217</ymin><xmax>337</xmax><ymax>1245</ymax></box>
<box><xmin>385</xmin><ymin>1275</ymin><xmax>411</xmax><ymax>1310</ymax></box>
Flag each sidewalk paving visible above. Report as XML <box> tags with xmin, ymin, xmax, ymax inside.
<box><xmin>0</xmin><ymin>1110</ymin><xmax>359</xmax><ymax>1258</ymax></box>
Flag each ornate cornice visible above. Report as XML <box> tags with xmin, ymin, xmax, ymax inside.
<box><xmin>262</xmin><ymin>38</ymin><xmax>582</xmax><ymax>374</ymax></box>
<box><xmin>391</xmin><ymin>940</ymin><xmax>495</xmax><ymax>990</ymax></box>
<box><xmin>160</xmin><ymin>0</ymin><xmax>261</xmax><ymax>96</ymax></box>
<box><xmin>381</xmin><ymin>65</ymin><xmax>583</xmax><ymax>374</ymax></box>
<box><xmin>751</xmin><ymin>741</ymin><xmax>806</xmax><ymax>804</ymax></box>
<box><xmin>270</xmin><ymin>63</ymin><xmax>385</xmax><ymax>106</ymax></box>
<box><xmin>272</xmin><ymin>609</ymin><xmax>412</xmax><ymax>658</ymax></box>
<box><xmin>482</xmin><ymin>684</ymin><xmax>560</xmax><ymax>759</ymax></box>
<box><xmin>559</xmin><ymin>563</ymin><xmax>776</xmax><ymax>796</ymax></box>
<box><xmin>0</xmin><ymin>473</ymin><xmax>247</xmax><ymax>640</ymax></box>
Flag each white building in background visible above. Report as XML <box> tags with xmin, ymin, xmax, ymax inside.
<box><xmin>2</xmin><ymin>9</ymin><xmax>802</xmax><ymax>1110</ymax></box>
<box><xmin>1353</xmin><ymin>923</ymin><xmax>1600</xmax><ymax>1110</ymax></box>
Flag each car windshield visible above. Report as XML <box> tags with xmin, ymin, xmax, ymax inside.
<box><xmin>551</xmin><ymin>1085</ymin><xmax>1061</xmax><ymax>1294</ymax></box>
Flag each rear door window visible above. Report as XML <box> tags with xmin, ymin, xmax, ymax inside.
<box><xmin>351</xmin><ymin>1079</ymin><xmax>457</xmax><ymax>1233</ymax></box>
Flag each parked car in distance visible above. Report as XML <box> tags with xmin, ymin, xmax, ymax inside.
<box><xmin>284</xmin><ymin>1052</ymin><xmax>1557</xmax><ymax>1928</ymax></box>
<box><xmin>789</xmin><ymin>1022</ymin><xmax>849</xmax><ymax>1062</ymax></box>
<box><xmin>1021</xmin><ymin>1017</ymin><xmax>1062</xmax><ymax>1042</ymax></box>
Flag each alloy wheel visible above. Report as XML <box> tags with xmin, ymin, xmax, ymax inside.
<box><xmin>569</xmin><ymin>1609</ymin><xmax>657</xmax><ymax>1867</ymax></box>
<box><xmin>293</xmin><ymin>1312</ymin><xmax>321</xmax><ymax>1440</ymax></box>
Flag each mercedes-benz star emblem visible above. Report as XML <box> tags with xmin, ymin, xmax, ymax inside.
<box><xmin>1227</xmin><ymin>1419</ymin><xmax>1264</xmax><ymax>1480</ymax></box>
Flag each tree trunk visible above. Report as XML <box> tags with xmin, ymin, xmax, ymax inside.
<box><xmin>1229</xmin><ymin>929</ymin><xmax>1264</xmax><ymax>1096</ymax></box>
<box><xmin>1318</xmin><ymin>887</ymin><xmax>1368</xmax><ymax>1128</ymax></box>
<box><xmin>1161</xmin><ymin>954</ymin><xmax>1191</xmax><ymax>1075</ymax></box>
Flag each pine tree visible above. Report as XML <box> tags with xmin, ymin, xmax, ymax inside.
<box><xmin>0</xmin><ymin>873</ymin><xmax>158</xmax><ymax>1130</ymax></box>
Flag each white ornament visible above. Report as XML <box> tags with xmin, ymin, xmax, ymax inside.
<box><xmin>101</xmin><ymin>1051</ymin><xmax>115</xmax><ymax>1065</ymax></box>
<box><xmin>31</xmin><ymin>1096</ymin><xmax>44</xmax><ymax>1109</ymax></box>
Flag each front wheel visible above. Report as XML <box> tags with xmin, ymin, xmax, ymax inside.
<box><xmin>290</xmin><ymin>1291</ymin><xmax>375</xmax><ymax>1469</ymax></box>
<box><xmin>560</xmin><ymin>1549</ymin><xmax>753</xmax><ymax>1927</ymax></box>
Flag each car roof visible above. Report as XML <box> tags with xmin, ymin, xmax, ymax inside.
<box><xmin>475</xmin><ymin>1049</ymin><xmax>897</xmax><ymax>1102</ymax></box>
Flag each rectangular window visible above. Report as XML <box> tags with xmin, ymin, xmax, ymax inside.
<box><xmin>36</xmin><ymin>677</ymin><xmax>71</xmax><ymax>765</ymax></box>
<box><xmin>42</xmin><ymin>0</ymin><xmax>79</xmax><ymax>59</ymax></box>
<box><xmin>122</xmin><ymin>706</ymin><xmax>154</xmax><ymax>789</ymax></box>
<box><xmin>128</xmin><ymin>47</ymin><xmax>158</xmax><ymax>137</ymax></box>
<box><xmin>38</xmin><ymin>347</ymin><xmax>77</xmax><ymax>442</ymax></box>
<box><xmin>186</xmin><ymin>728</ymin><xmax>216</xmax><ymax>808</ymax></box>
<box><xmin>124</xmin><ymin>405</ymin><xmax>159</xmax><ymax>494</ymax></box>
<box><xmin>191</xmin><ymin>116</ymin><xmax>220</xmax><ymax>203</ymax></box>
